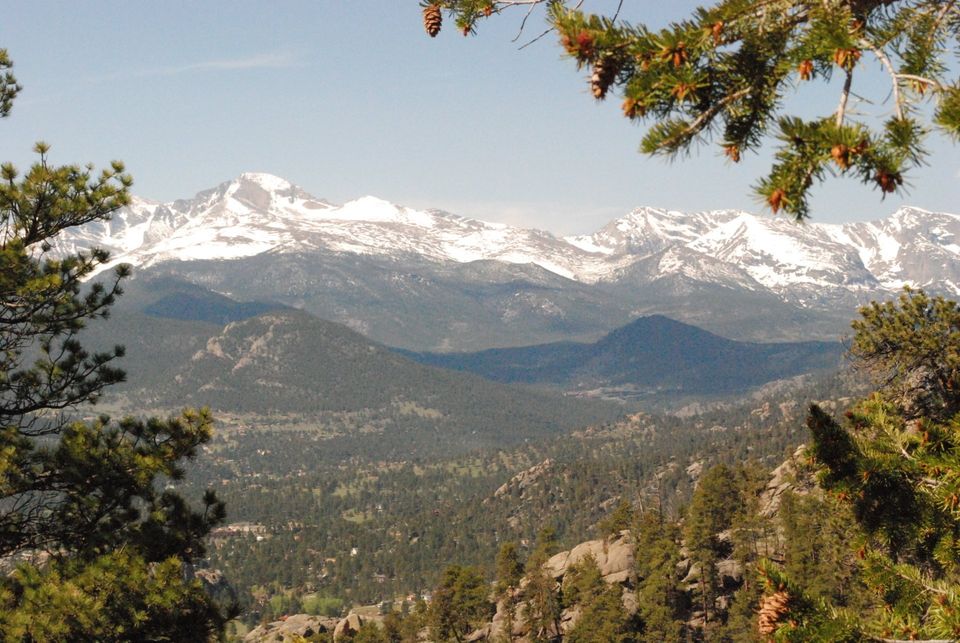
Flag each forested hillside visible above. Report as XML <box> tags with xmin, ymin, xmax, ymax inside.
<box><xmin>177</xmin><ymin>370</ymin><xmax>860</xmax><ymax>629</ymax></box>
<box><xmin>82</xmin><ymin>276</ymin><xmax>623</xmax><ymax>459</ymax></box>
<box><xmin>233</xmin><ymin>289</ymin><xmax>960</xmax><ymax>642</ymax></box>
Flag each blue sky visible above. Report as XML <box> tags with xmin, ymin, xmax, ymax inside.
<box><xmin>2</xmin><ymin>1</ymin><xmax>957</xmax><ymax>234</ymax></box>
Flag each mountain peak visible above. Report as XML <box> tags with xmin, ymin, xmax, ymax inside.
<box><xmin>235</xmin><ymin>172</ymin><xmax>297</xmax><ymax>192</ymax></box>
<box><xmin>333</xmin><ymin>196</ymin><xmax>436</xmax><ymax>227</ymax></box>
<box><xmin>344</xmin><ymin>195</ymin><xmax>397</xmax><ymax>210</ymax></box>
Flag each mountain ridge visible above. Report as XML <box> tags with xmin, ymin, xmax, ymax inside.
<box><xmin>400</xmin><ymin>314</ymin><xmax>841</xmax><ymax>401</ymax></box>
<box><xmin>52</xmin><ymin>172</ymin><xmax>960</xmax><ymax>301</ymax></box>
<box><xmin>54</xmin><ymin>173</ymin><xmax>960</xmax><ymax>350</ymax></box>
<box><xmin>82</xmin><ymin>288</ymin><xmax>623</xmax><ymax>459</ymax></box>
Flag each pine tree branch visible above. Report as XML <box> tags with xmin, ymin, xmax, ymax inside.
<box><xmin>507</xmin><ymin>0</ymin><xmax>584</xmax><ymax>48</ymax></box>
<box><xmin>925</xmin><ymin>0</ymin><xmax>958</xmax><ymax>52</ymax></box>
<box><xmin>510</xmin><ymin>0</ymin><xmax>541</xmax><ymax>42</ymax></box>
<box><xmin>860</xmin><ymin>39</ymin><xmax>904</xmax><ymax>121</ymax></box>
<box><xmin>895</xmin><ymin>74</ymin><xmax>946</xmax><ymax>92</ymax></box>
<box><xmin>610</xmin><ymin>0</ymin><xmax>623</xmax><ymax>24</ymax></box>
<box><xmin>655</xmin><ymin>88</ymin><xmax>752</xmax><ymax>153</ymax></box>
<box><xmin>836</xmin><ymin>68</ymin><xmax>854</xmax><ymax>127</ymax></box>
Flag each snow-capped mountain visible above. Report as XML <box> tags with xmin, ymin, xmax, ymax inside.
<box><xmin>50</xmin><ymin>172</ymin><xmax>960</xmax><ymax>349</ymax></box>
<box><xmin>56</xmin><ymin>171</ymin><xmax>959</xmax><ymax>300</ymax></box>
<box><xmin>52</xmin><ymin>172</ymin><xmax>622</xmax><ymax>282</ymax></box>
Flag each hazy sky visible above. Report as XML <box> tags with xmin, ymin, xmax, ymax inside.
<box><xmin>2</xmin><ymin>1</ymin><xmax>957</xmax><ymax>234</ymax></box>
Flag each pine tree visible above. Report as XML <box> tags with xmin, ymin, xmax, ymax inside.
<box><xmin>721</xmin><ymin>462</ymin><xmax>774</xmax><ymax>641</ymax></box>
<box><xmin>684</xmin><ymin>464</ymin><xmax>742</xmax><ymax>631</ymax></box>
<box><xmin>762</xmin><ymin>289</ymin><xmax>960</xmax><ymax>639</ymax></box>
<box><xmin>778</xmin><ymin>491</ymin><xmax>861</xmax><ymax>607</ymax></box>
<box><xmin>426</xmin><ymin>1</ymin><xmax>960</xmax><ymax>221</ymax></box>
<box><xmin>495</xmin><ymin>541</ymin><xmax>524</xmax><ymax>597</ymax></box>
<box><xmin>0</xmin><ymin>52</ymin><xmax>227</xmax><ymax>638</ymax></box>
<box><xmin>849</xmin><ymin>287</ymin><xmax>960</xmax><ymax>422</ymax></box>
<box><xmin>634</xmin><ymin>511</ymin><xmax>684</xmax><ymax>643</ymax></box>
<box><xmin>428</xmin><ymin>565</ymin><xmax>493</xmax><ymax>642</ymax></box>
<box><xmin>521</xmin><ymin>544</ymin><xmax>562</xmax><ymax>643</ymax></box>
<box><xmin>564</xmin><ymin>556</ymin><xmax>633</xmax><ymax>643</ymax></box>
<box><xmin>0</xmin><ymin>49</ymin><xmax>19</xmax><ymax>118</ymax></box>
<box><xmin>598</xmin><ymin>498</ymin><xmax>635</xmax><ymax>537</ymax></box>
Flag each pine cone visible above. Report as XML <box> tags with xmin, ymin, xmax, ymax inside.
<box><xmin>875</xmin><ymin>169</ymin><xmax>902</xmax><ymax>193</ymax></box>
<box><xmin>591</xmin><ymin>55</ymin><xmax>619</xmax><ymax>100</ymax></box>
<box><xmin>767</xmin><ymin>188</ymin><xmax>787</xmax><ymax>213</ymax></box>
<box><xmin>831</xmin><ymin>144</ymin><xmax>851</xmax><ymax>169</ymax></box>
<box><xmin>622</xmin><ymin>97</ymin><xmax>645</xmax><ymax>119</ymax></box>
<box><xmin>423</xmin><ymin>4</ymin><xmax>442</xmax><ymax>38</ymax></box>
<box><xmin>757</xmin><ymin>590</ymin><xmax>790</xmax><ymax>636</ymax></box>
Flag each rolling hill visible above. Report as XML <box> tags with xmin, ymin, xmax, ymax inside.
<box><xmin>79</xmin><ymin>277</ymin><xmax>623</xmax><ymax>459</ymax></box>
<box><xmin>402</xmin><ymin>315</ymin><xmax>843</xmax><ymax>400</ymax></box>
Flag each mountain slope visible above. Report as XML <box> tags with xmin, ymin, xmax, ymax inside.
<box><xmin>403</xmin><ymin>315</ymin><xmax>842</xmax><ymax>400</ymax></box>
<box><xmin>53</xmin><ymin>172</ymin><xmax>619</xmax><ymax>282</ymax></box>
<box><xmin>81</xmin><ymin>282</ymin><xmax>622</xmax><ymax>458</ymax></box>
<box><xmin>142</xmin><ymin>252</ymin><xmax>635</xmax><ymax>351</ymax></box>
<box><xmin>54</xmin><ymin>172</ymin><xmax>960</xmax><ymax>349</ymax></box>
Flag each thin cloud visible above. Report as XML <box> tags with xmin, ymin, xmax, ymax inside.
<box><xmin>148</xmin><ymin>50</ymin><xmax>302</xmax><ymax>76</ymax></box>
<box><xmin>84</xmin><ymin>49</ymin><xmax>304</xmax><ymax>83</ymax></box>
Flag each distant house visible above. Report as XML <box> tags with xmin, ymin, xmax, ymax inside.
<box><xmin>209</xmin><ymin>522</ymin><xmax>268</xmax><ymax>542</ymax></box>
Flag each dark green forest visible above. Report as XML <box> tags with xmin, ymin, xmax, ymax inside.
<box><xmin>177</xmin><ymin>369</ymin><xmax>857</xmax><ymax>627</ymax></box>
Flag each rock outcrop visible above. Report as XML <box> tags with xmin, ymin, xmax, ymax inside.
<box><xmin>243</xmin><ymin>613</ymin><xmax>340</xmax><ymax>642</ymax></box>
<box><xmin>485</xmin><ymin>531</ymin><xmax>637</xmax><ymax>641</ymax></box>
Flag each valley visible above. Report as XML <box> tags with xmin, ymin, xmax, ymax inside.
<box><xmin>173</xmin><ymin>370</ymin><xmax>857</xmax><ymax>628</ymax></box>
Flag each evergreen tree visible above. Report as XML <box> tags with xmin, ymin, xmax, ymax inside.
<box><xmin>400</xmin><ymin>600</ymin><xmax>428</xmax><ymax>643</ymax></box>
<box><xmin>722</xmin><ymin>579</ymin><xmax>763</xmax><ymax>643</ymax></box>
<box><xmin>684</xmin><ymin>463</ymin><xmax>742</xmax><ymax>631</ymax></box>
<box><xmin>721</xmin><ymin>462</ymin><xmax>773</xmax><ymax>641</ymax></box>
<box><xmin>521</xmin><ymin>544</ymin><xmax>562</xmax><ymax>643</ymax></box>
<box><xmin>382</xmin><ymin>611</ymin><xmax>404</xmax><ymax>643</ymax></box>
<box><xmin>0</xmin><ymin>52</ymin><xmax>227</xmax><ymax>638</ymax></box>
<box><xmin>850</xmin><ymin>287</ymin><xmax>960</xmax><ymax>421</ymax></box>
<box><xmin>597</xmin><ymin>498</ymin><xmax>635</xmax><ymax>537</ymax></box>
<box><xmin>351</xmin><ymin>621</ymin><xmax>389</xmax><ymax>643</ymax></box>
<box><xmin>561</xmin><ymin>553</ymin><xmax>605</xmax><ymax>608</ymax></box>
<box><xmin>634</xmin><ymin>511</ymin><xmax>684</xmax><ymax>643</ymax></box>
<box><xmin>564</xmin><ymin>556</ymin><xmax>633</xmax><ymax>643</ymax></box>
<box><xmin>495</xmin><ymin>541</ymin><xmax>524</xmax><ymax>597</ymax></box>
<box><xmin>778</xmin><ymin>491</ymin><xmax>860</xmax><ymax>608</ymax></box>
<box><xmin>428</xmin><ymin>565</ymin><xmax>493</xmax><ymax>642</ymax></box>
<box><xmin>0</xmin><ymin>49</ymin><xmax>19</xmax><ymax>118</ymax></box>
<box><xmin>425</xmin><ymin>1</ymin><xmax>960</xmax><ymax>220</ymax></box>
<box><xmin>762</xmin><ymin>289</ymin><xmax>960</xmax><ymax>639</ymax></box>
